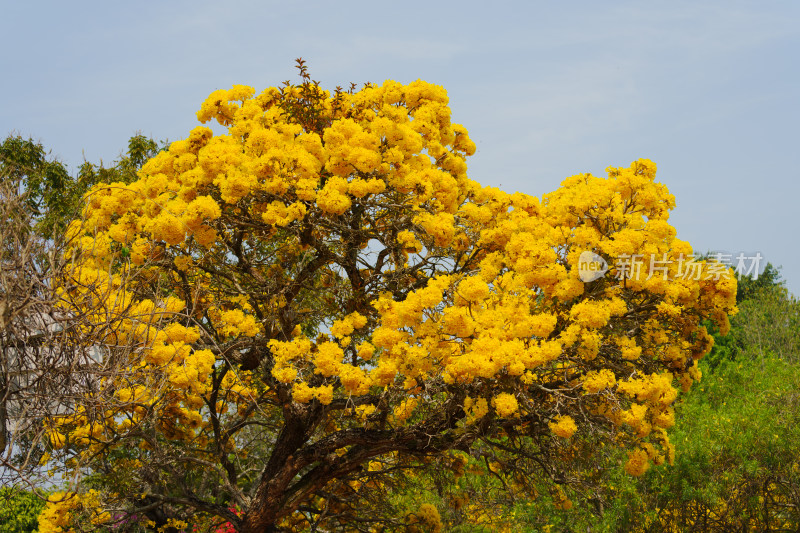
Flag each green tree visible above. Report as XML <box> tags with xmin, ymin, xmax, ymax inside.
<box><xmin>0</xmin><ymin>136</ymin><xmax>74</xmax><ymax>236</ymax></box>
<box><xmin>707</xmin><ymin>263</ymin><xmax>799</xmax><ymax>367</ymax></box>
<box><xmin>76</xmin><ymin>133</ymin><xmax>160</xmax><ymax>187</ymax></box>
<box><xmin>0</xmin><ymin>133</ymin><xmax>163</xmax><ymax>236</ymax></box>
<box><xmin>735</xmin><ymin>262</ymin><xmax>783</xmax><ymax>304</ymax></box>
<box><xmin>733</xmin><ymin>284</ymin><xmax>800</xmax><ymax>363</ymax></box>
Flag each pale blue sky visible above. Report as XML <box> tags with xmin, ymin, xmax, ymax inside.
<box><xmin>2</xmin><ymin>1</ymin><xmax>798</xmax><ymax>295</ymax></box>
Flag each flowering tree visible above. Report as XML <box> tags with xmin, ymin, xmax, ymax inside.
<box><xmin>41</xmin><ymin>62</ymin><xmax>737</xmax><ymax>532</ymax></box>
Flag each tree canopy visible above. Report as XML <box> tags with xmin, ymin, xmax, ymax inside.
<box><xmin>35</xmin><ymin>65</ymin><xmax>737</xmax><ymax>532</ymax></box>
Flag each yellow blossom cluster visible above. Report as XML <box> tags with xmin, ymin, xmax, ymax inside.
<box><xmin>407</xmin><ymin>503</ymin><xmax>443</xmax><ymax>533</ymax></box>
<box><xmin>549</xmin><ymin>415</ymin><xmax>578</xmax><ymax>439</ymax></box>
<box><xmin>214</xmin><ymin>309</ymin><xmax>262</xmax><ymax>338</ymax></box>
<box><xmin>624</xmin><ymin>448</ymin><xmax>652</xmax><ymax>476</ymax></box>
<box><xmin>582</xmin><ymin>369</ymin><xmax>617</xmax><ymax>394</ymax></box>
<box><xmin>392</xmin><ymin>397</ymin><xmax>420</xmax><ymax>423</ymax></box>
<box><xmin>38</xmin><ymin>491</ymin><xmax>109</xmax><ymax>533</ymax></box>
<box><xmin>464</xmin><ymin>396</ymin><xmax>490</xmax><ymax>423</ymax></box>
<box><xmin>492</xmin><ymin>393</ymin><xmax>519</xmax><ymax>418</ymax></box>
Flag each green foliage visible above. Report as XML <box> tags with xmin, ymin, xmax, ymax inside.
<box><xmin>0</xmin><ymin>488</ymin><xmax>47</xmax><ymax>533</ymax></box>
<box><xmin>732</xmin><ymin>283</ymin><xmax>800</xmax><ymax>363</ymax></box>
<box><xmin>77</xmin><ymin>133</ymin><xmax>161</xmax><ymax>187</ymax></box>
<box><xmin>632</xmin><ymin>356</ymin><xmax>800</xmax><ymax>531</ymax></box>
<box><xmin>735</xmin><ymin>262</ymin><xmax>783</xmax><ymax>304</ymax></box>
<box><xmin>706</xmin><ymin>263</ymin><xmax>800</xmax><ymax>368</ymax></box>
<box><xmin>0</xmin><ymin>133</ymin><xmax>163</xmax><ymax>237</ymax></box>
<box><xmin>0</xmin><ymin>136</ymin><xmax>74</xmax><ymax>235</ymax></box>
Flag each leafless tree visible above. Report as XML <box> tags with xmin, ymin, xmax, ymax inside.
<box><xmin>0</xmin><ymin>171</ymin><xmax>102</xmax><ymax>489</ymax></box>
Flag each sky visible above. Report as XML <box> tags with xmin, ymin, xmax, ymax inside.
<box><xmin>2</xmin><ymin>0</ymin><xmax>799</xmax><ymax>295</ymax></box>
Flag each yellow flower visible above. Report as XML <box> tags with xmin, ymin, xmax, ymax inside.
<box><xmin>457</xmin><ymin>275</ymin><xmax>490</xmax><ymax>302</ymax></box>
<box><xmin>582</xmin><ymin>369</ymin><xmax>616</xmax><ymax>394</ymax></box>
<box><xmin>624</xmin><ymin>448</ymin><xmax>651</xmax><ymax>476</ymax></box>
<box><xmin>218</xmin><ymin>309</ymin><xmax>261</xmax><ymax>337</ymax></box>
<box><xmin>292</xmin><ymin>382</ymin><xmax>315</xmax><ymax>403</ymax></box>
<box><xmin>393</xmin><ymin>397</ymin><xmax>419</xmax><ymax>423</ymax></box>
<box><xmin>492</xmin><ymin>393</ymin><xmax>519</xmax><ymax>418</ymax></box>
<box><xmin>464</xmin><ymin>397</ymin><xmax>489</xmax><ymax>422</ymax></box>
<box><xmin>549</xmin><ymin>415</ymin><xmax>577</xmax><ymax>438</ymax></box>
